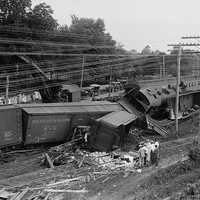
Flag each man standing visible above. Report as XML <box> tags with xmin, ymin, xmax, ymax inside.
<box><xmin>84</xmin><ymin>126</ymin><xmax>91</xmax><ymax>145</ymax></box>
<box><xmin>138</xmin><ymin>145</ymin><xmax>148</xmax><ymax>167</ymax></box>
<box><xmin>138</xmin><ymin>145</ymin><xmax>144</xmax><ymax>167</ymax></box>
<box><xmin>154</xmin><ymin>141</ymin><xmax>160</xmax><ymax>167</ymax></box>
<box><xmin>145</xmin><ymin>140</ymin><xmax>154</xmax><ymax>165</ymax></box>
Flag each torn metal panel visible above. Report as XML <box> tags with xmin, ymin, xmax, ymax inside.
<box><xmin>118</xmin><ymin>99</ymin><xmax>142</xmax><ymax>116</ymax></box>
<box><xmin>146</xmin><ymin>116</ymin><xmax>168</xmax><ymax>137</ymax></box>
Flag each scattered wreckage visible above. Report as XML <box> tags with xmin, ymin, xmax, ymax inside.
<box><xmin>0</xmin><ymin>139</ymin><xmax>147</xmax><ymax>200</ymax></box>
<box><xmin>1</xmin><ymin>78</ymin><xmax>200</xmax><ymax>199</ymax></box>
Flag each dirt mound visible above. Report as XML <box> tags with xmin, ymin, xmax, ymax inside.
<box><xmin>131</xmin><ymin>160</ymin><xmax>200</xmax><ymax>200</ymax></box>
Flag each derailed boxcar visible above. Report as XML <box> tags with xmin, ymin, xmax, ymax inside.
<box><xmin>0</xmin><ymin>105</ymin><xmax>22</xmax><ymax>148</ymax></box>
<box><xmin>90</xmin><ymin>111</ymin><xmax>138</xmax><ymax>151</ymax></box>
<box><xmin>21</xmin><ymin>102</ymin><xmax>123</xmax><ymax>145</ymax></box>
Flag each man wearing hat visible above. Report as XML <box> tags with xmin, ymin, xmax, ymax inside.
<box><xmin>154</xmin><ymin>141</ymin><xmax>160</xmax><ymax>167</ymax></box>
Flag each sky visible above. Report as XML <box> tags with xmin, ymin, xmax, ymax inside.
<box><xmin>32</xmin><ymin>0</ymin><xmax>200</xmax><ymax>52</ymax></box>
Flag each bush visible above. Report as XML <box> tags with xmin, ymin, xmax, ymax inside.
<box><xmin>188</xmin><ymin>138</ymin><xmax>200</xmax><ymax>162</ymax></box>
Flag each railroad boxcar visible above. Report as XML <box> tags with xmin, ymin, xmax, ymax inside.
<box><xmin>0</xmin><ymin>105</ymin><xmax>22</xmax><ymax>148</ymax></box>
<box><xmin>20</xmin><ymin>102</ymin><xmax>124</xmax><ymax>145</ymax></box>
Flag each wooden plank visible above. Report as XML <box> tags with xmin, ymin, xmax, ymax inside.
<box><xmin>44</xmin><ymin>153</ymin><xmax>54</xmax><ymax>169</ymax></box>
<box><xmin>10</xmin><ymin>192</ymin><xmax>20</xmax><ymax>200</ymax></box>
<box><xmin>44</xmin><ymin>193</ymin><xmax>50</xmax><ymax>200</ymax></box>
<box><xmin>44</xmin><ymin>189</ymin><xmax>88</xmax><ymax>193</ymax></box>
<box><xmin>14</xmin><ymin>188</ymin><xmax>29</xmax><ymax>200</ymax></box>
<box><xmin>47</xmin><ymin>177</ymin><xmax>82</xmax><ymax>187</ymax></box>
<box><xmin>78</xmin><ymin>154</ymin><xmax>86</xmax><ymax>168</ymax></box>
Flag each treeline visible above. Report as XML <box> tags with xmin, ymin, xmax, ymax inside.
<box><xmin>0</xmin><ymin>0</ymin><xmax>121</xmax><ymax>53</ymax></box>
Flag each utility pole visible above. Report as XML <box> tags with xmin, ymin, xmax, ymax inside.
<box><xmin>80</xmin><ymin>55</ymin><xmax>85</xmax><ymax>89</ymax></box>
<box><xmin>175</xmin><ymin>45</ymin><xmax>181</xmax><ymax>135</ymax></box>
<box><xmin>5</xmin><ymin>75</ymin><xmax>9</xmax><ymax>104</ymax></box>
<box><xmin>16</xmin><ymin>64</ymin><xmax>19</xmax><ymax>75</ymax></box>
<box><xmin>163</xmin><ymin>55</ymin><xmax>166</xmax><ymax>78</ymax></box>
<box><xmin>160</xmin><ymin>61</ymin><xmax>162</xmax><ymax>79</ymax></box>
<box><xmin>168</xmin><ymin>38</ymin><xmax>200</xmax><ymax>134</ymax></box>
<box><xmin>198</xmin><ymin>55</ymin><xmax>200</xmax><ymax>77</ymax></box>
<box><xmin>195</xmin><ymin>53</ymin><xmax>200</xmax><ymax>77</ymax></box>
<box><xmin>168</xmin><ymin>43</ymin><xmax>182</xmax><ymax>135</ymax></box>
<box><xmin>109</xmin><ymin>66</ymin><xmax>113</xmax><ymax>97</ymax></box>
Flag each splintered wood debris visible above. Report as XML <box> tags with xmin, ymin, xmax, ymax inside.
<box><xmin>0</xmin><ymin>141</ymin><xmax>140</xmax><ymax>200</ymax></box>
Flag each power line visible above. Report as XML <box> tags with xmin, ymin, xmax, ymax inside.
<box><xmin>0</xmin><ymin>52</ymin><xmax>131</xmax><ymax>57</ymax></box>
<box><xmin>0</xmin><ymin>37</ymin><xmax>116</xmax><ymax>49</ymax></box>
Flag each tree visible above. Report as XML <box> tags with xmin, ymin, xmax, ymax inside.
<box><xmin>69</xmin><ymin>15</ymin><xmax>116</xmax><ymax>47</ymax></box>
<box><xmin>0</xmin><ymin>0</ymin><xmax>31</xmax><ymax>25</ymax></box>
<box><xmin>115</xmin><ymin>43</ymin><xmax>128</xmax><ymax>54</ymax></box>
<box><xmin>141</xmin><ymin>45</ymin><xmax>152</xmax><ymax>55</ymax></box>
<box><xmin>58</xmin><ymin>25</ymin><xmax>69</xmax><ymax>33</ymax></box>
<box><xmin>27</xmin><ymin>3</ymin><xmax>58</xmax><ymax>30</ymax></box>
<box><xmin>0</xmin><ymin>0</ymin><xmax>57</xmax><ymax>31</ymax></box>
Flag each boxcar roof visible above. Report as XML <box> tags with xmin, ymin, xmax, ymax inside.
<box><xmin>62</xmin><ymin>84</ymin><xmax>81</xmax><ymax>92</ymax></box>
<box><xmin>22</xmin><ymin>102</ymin><xmax>123</xmax><ymax>114</ymax></box>
<box><xmin>17</xmin><ymin>101</ymin><xmax>117</xmax><ymax>108</ymax></box>
<box><xmin>97</xmin><ymin>111</ymin><xmax>137</xmax><ymax>127</ymax></box>
<box><xmin>0</xmin><ymin>105</ymin><xmax>19</xmax><ymax>110</ymax></box>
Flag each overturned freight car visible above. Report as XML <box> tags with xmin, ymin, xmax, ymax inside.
<box><xmin>122</xmin><ymin>79</ymin><xmax>200</xmax><ymax>136</ymax></box>
<box><xmin>19</xmin><ymin>102</ymin><xmax>124</xmax><ymax>145</ymax></box>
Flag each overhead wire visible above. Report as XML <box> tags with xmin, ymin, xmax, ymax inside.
<box><xmin>0</xmin><ymin>53</ymin><xmax>194</xmax><ymax>73</ymax></box>
<box><xmin>0</xmin><ymin>57</ymin><xmax>134</xmax><ymax>76</ymax></box>
<box><xmin>0</xmin><ymin>25</ymin><xmax>101</xmax><ymax>39</ymax></box>
<box><xmin>0</xmin><ymin>56</ymin><xmax>179</xmax><ymax>80</ymax></box>
<box><xmin>0</xmin><ymin>37</ymin><xmax>117</xmax><ymax>49</ymax></box>
<box><xmin>0</xmin><ymin>38</ymin><xmax>196</xmax><ymax>95</ymax></box>
<box><xmin>2</xmin><ymin>71</ymin><xmax>194</xmax><ymax>97</ymax></box>
<box><xmin>0</xmin><ymin>54</ymin><xmax>195</xmax><ymax>81</ymax></box>
<box><xmin>0</xmin><ymin>61</ymin><xmax>182</xmax><ymax>88</ymax></box>
<box><xmin>0</xmin><ymin>25</ymin><xmax>117</xmax><ymax>46</ymax></box>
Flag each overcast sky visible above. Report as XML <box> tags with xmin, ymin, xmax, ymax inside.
<box><xmin>32</xmin><ymin>0</ymin><xmax>200</xmax><ymax>52</ymax></box>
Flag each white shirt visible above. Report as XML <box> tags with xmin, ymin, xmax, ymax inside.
<box><xmin>145</xmin><ymin>143</ymin><xmax>153</xmax><ymax>162</ymax></box>
<box><xmin>155</xmin><ymin>142</ymin><xmax>159</xmax><ymax>149</ymax></box>
<box><xmin>139</xmin><ymin>146</ymin><xmax>148</xmax><ymax>158</ymax></box>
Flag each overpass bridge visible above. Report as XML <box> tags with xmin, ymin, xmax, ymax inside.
<box><xmin>138</xmin><ymin>75</ymin><xmax>200</xmax><ymax>91</ymax></box>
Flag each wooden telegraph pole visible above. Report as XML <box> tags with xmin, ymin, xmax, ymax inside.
<box><xmin>163</xmin><ymin>55</ymin><xmax>166</xmax><ymax>78</ymax></box>
<box><xmin>5</xmin><ymin>75</ymin><xmax>9</xmax><ymax>104</ymax></box>
<box><xmin>168</xmin><ymin>44</ymin><xmax>182</xmax><ymax>135</ymax></box>
<box><xmin>175</xmin><ymin>45</ymin><xmax>182</xmax><ymax>135</ymax></box>
<box><xmin>109</xmin><ymin>66</ymin><xmax>113</xmax><ymax>97</ymax></box>
<box><xmin>80</xmin><ymin>55</ymin><xmax>85</xmax><ymax>89</ymax></box>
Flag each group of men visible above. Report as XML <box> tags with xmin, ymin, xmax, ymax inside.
<box><xmin>138</xmin><ymin>140</ymin><xmax>160</xmax><ymax>168</ymax></box>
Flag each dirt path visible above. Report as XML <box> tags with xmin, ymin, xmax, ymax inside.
<box><xmin>86</xmin><ymin>135</ymin><xmax>195</xmax><ymax>200</ymax></box>
<box><xmin>86</xmin><ymin>156</ymin><xmax>188</xmax><ymax>200</ymax></box>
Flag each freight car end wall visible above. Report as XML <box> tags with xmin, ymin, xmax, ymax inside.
<box><xmin>23</xmin><ymin>112</ymin><xmax>71</xmax><ymax>144</ymax></box>
<box><xmin>0</xmin><ymin>105</ymin><xmax>22</xmax><ymax>148</ymax></box>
